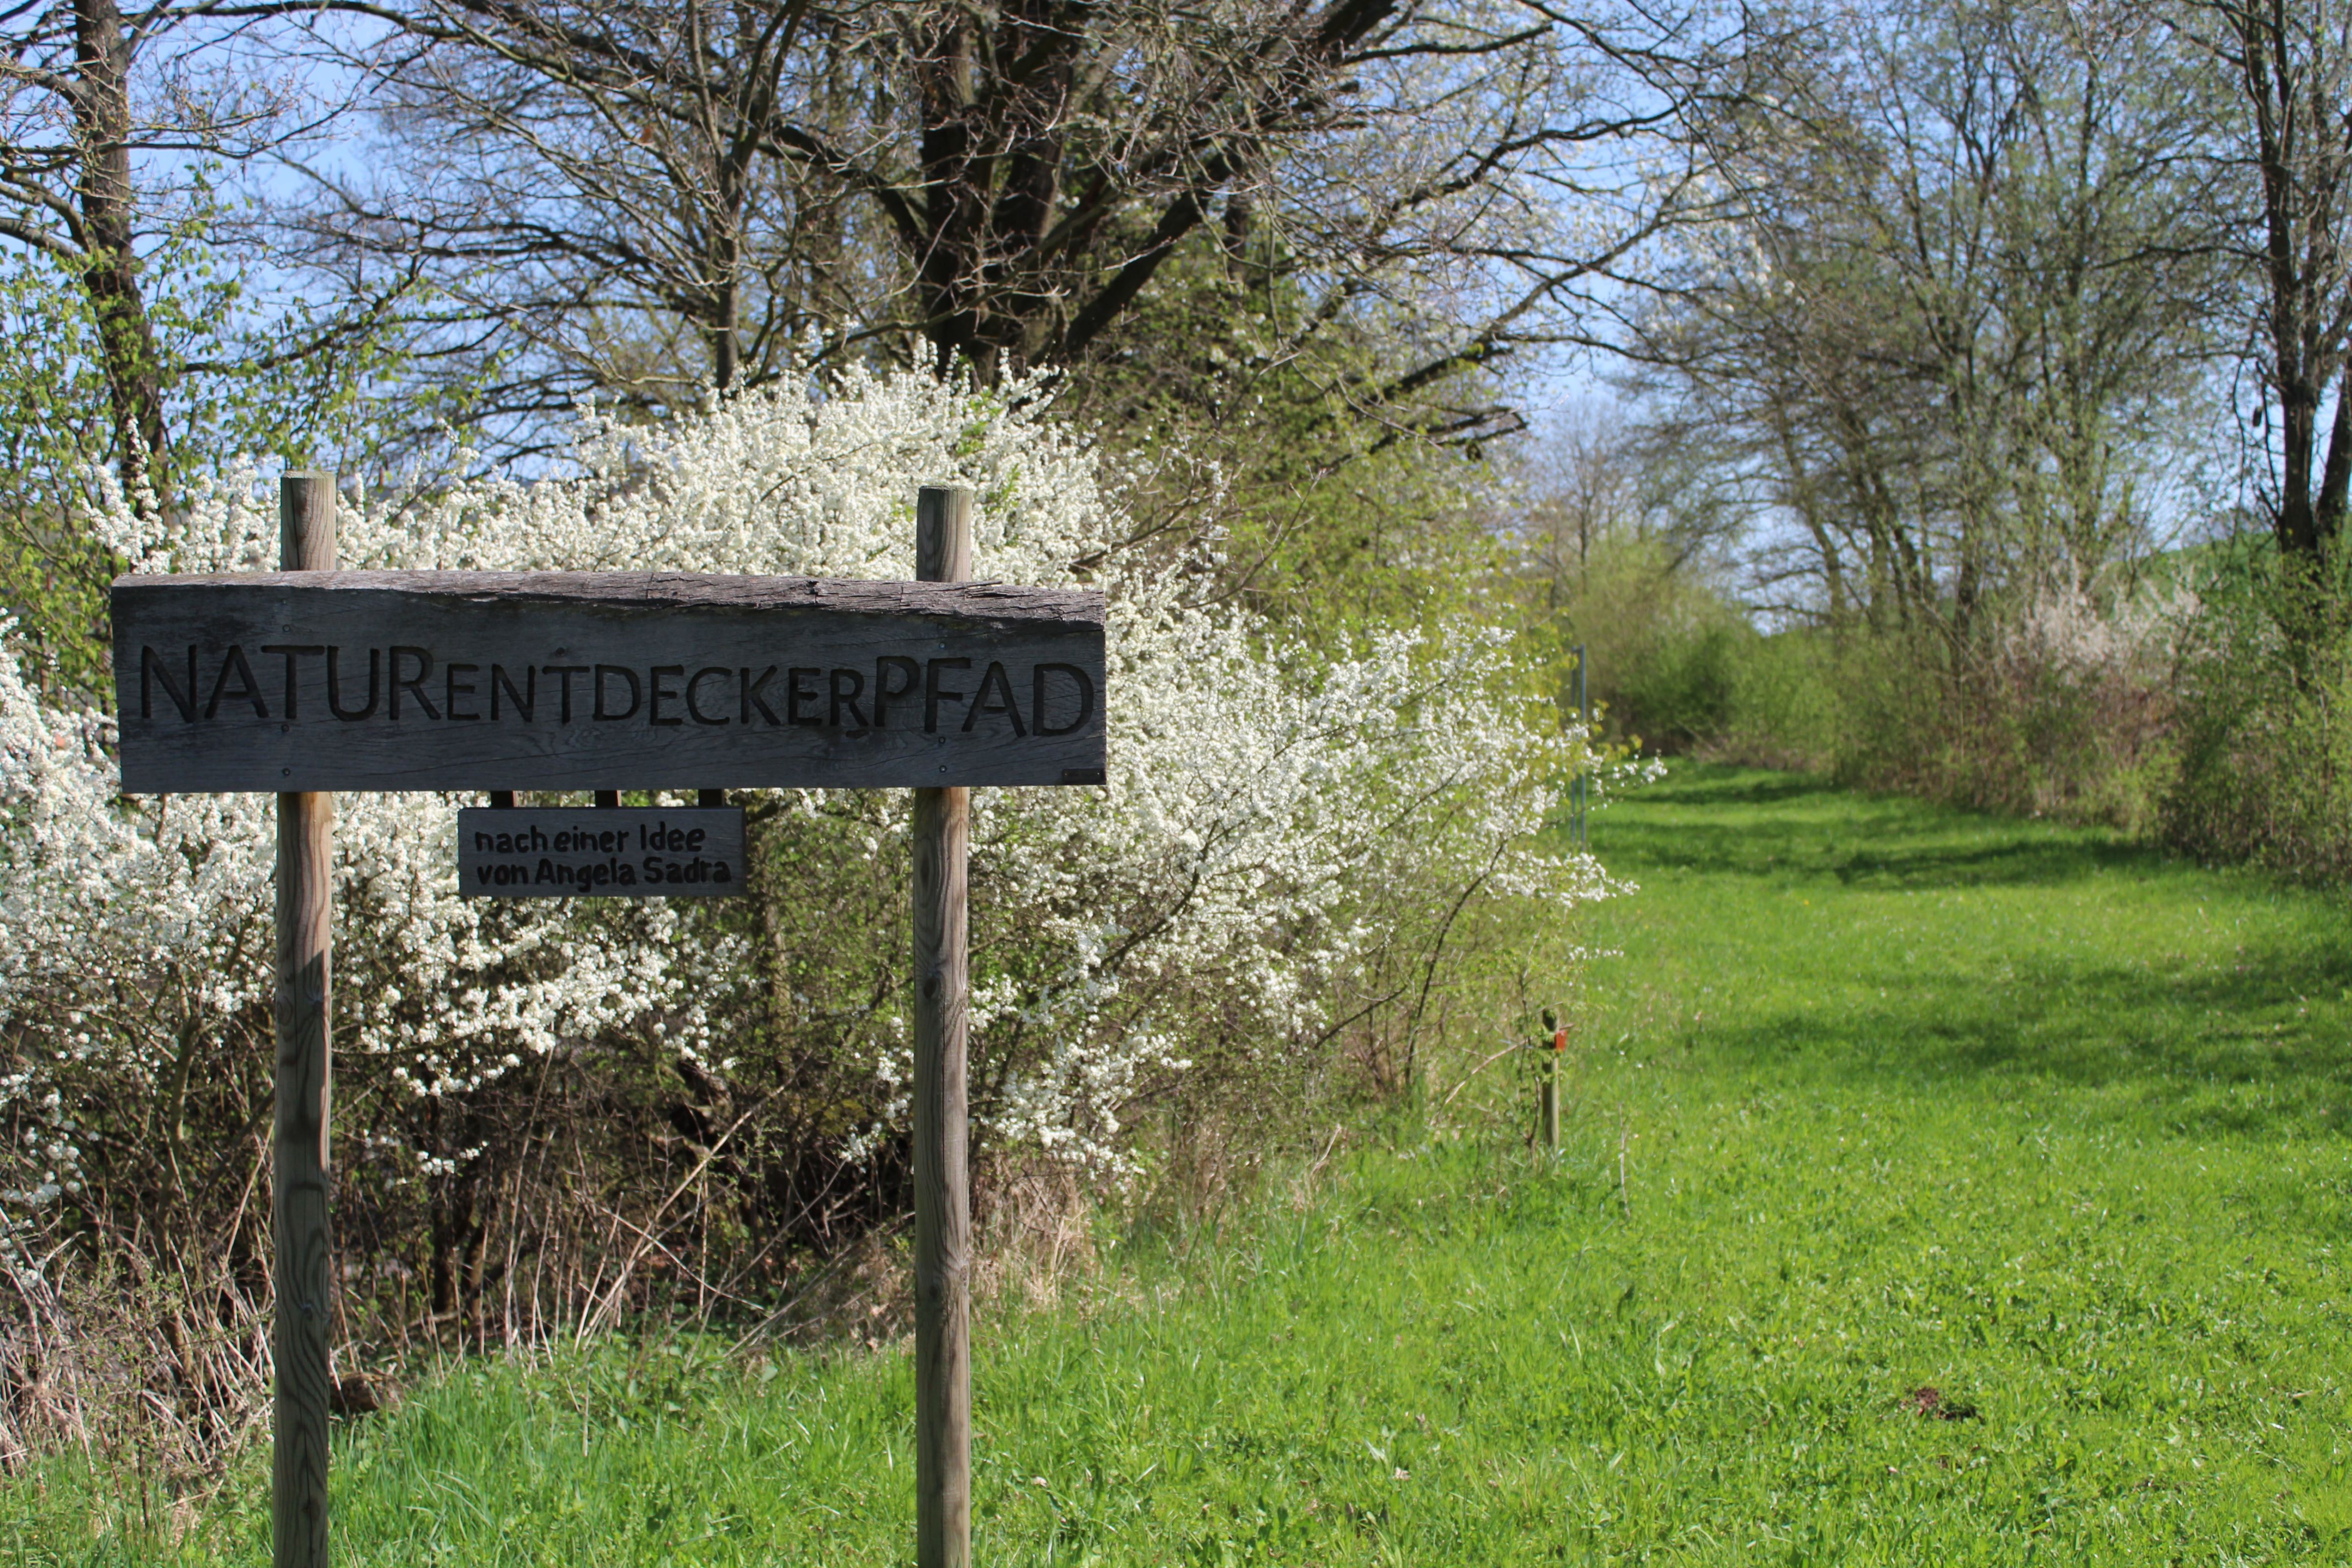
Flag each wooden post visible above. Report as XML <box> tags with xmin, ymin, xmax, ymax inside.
<box><xmin>1541</xmin><ymin>1050</ymin><xmax>1561</xmax><ymax>1153</ymax></box>
<box><xmin>912</xmin><ymin>485</ymin><xmax>973</xmax><ymax>1568</ymax></box>
<box><xmin>1570</xmin><ymin>644</ymin><xmax>1590</xmax><ymax>851</ymax></box>
<box><xmin>274</xmin><ymin>472</ymin><xmax>336</xmax><ymax>1568</ymax></box>
<box><xmin>1539</xmin><ymin>1010</ymin><xmax>1562</xmax><ymax>1156</ymax></box>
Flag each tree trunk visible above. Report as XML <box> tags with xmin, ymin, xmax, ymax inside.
<box><xmin>2234</xmin><ymin>1</ymin><xmax>2352</xmax><ymax>592</ymax></box>
<box><xmin>711</xmin><ymin>247</ymin><xmax>741</xmax><ymax>392</ymax></box>
<box><xmin>72</xmin><ymin>0</ymin><xmax>169</xmax><ymax>505</ymax></box>
<box><xmin>918</xmin><ymin>15</ymin><xmax>985</xmax><ymax>384</ymax></box>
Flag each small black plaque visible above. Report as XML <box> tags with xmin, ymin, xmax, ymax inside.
<box><xmin>457</xmin><ymin>806</ymin><xmax>746</xmax><ymax>898</ymax></box>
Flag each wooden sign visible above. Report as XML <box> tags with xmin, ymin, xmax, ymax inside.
<box><xmin>457</xmin><ymin>807</ymin><xmax>745</xmax><ymax>897</ymax></box>
<box><xmin>183</xmin><ymin>481</ymin><xmax>1025</xmax><ymax>1568</ymax></box>
<box><xmin>111</xmin><ymin>570</ymin><xmax>1106</xmax><ymax>793</ymax></box>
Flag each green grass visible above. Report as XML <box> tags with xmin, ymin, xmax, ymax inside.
<box><xmin>11</xmin><ymin>765</ymin><xmax>2350</xmax><ymax>1563</ymax></box>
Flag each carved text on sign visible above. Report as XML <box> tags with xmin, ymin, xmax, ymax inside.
<box><xmin>133</xmin><ymin>647</ymin><xmax>1093</xmax><ymax>735</ymax></box>
<box><xmin>113</xmin><ymin>571</ymin><xmax>1107</xmax><ymax>792</ymax></box>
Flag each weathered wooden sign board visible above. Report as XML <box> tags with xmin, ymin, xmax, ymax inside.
<box><xmin>111</xmin><ymin>570</ymin><xmax>1105</xmax><ymax>792</ymax></box>
<box><xmin>456</xmin><ymin>807</ymin><xmax>745</xmax><ymax>897</ymax></box>
<box><xmin>131</xmin><ymin>483</ymin><xmax>1032</xmax><ymax>1568</ymax></box>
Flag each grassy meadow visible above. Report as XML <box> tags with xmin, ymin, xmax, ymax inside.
<box><xmin>9</xmin><ymin>765</ymin><xmax>2348</xmax><ymax>1564</ymax></box>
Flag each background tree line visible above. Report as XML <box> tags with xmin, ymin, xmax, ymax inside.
<box><xmin>0</xmin><ymin>0</ymin><xmax>1759</xmax><ymax>661</ymax></box>
<box><xmin>1520</xmin><ymin>0</ymin><xmax>2352</xmax><ymax>873</ymax></box>
<box><xmin>18</xmin><ymin>0</ymin><xmax>2350</xmax><ymax>746</ymax></box>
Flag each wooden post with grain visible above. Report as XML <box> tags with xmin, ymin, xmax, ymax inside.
<box><xmin>912</xmin><ymin>485</ymin><xmax>974</xmax><ymax>1568</ymax></box>
<box><xmin>1539</xmin><ymin>1009</ymin><xmax>1562</xmax><ymax>1156</ymax></box>
<box><xmin>273</xmin><ymin>472</ymin><xmax>337</xmax><ymax>1568</ymax></box>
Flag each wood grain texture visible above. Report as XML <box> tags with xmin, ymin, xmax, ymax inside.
<box><xmin>272</xmin><ymin>474</ymin><xmax>334</xmax><ymax>1568</ymax></box>
<box><xmin>278</xmin><ymin>473</ymin><xmax>336</xmax><ymax>573</ymax></box>
<box><xmin>913</xmin><ymin>487</ymin><xmax>974</xmax><ymax>1568</ymax></box>
<box><xmin>116</xmin><ymin>568</ymin><xmax>1100</xmax><ymax>620</ymax></box>
<box><xmin>112</xmin><ymin>570</ymin><xmax>1105</xmax><ymax>792</ymax></box>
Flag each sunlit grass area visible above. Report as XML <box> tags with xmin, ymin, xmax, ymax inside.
<box><xmin>11</xmin><ymin>765</ymin><xmax>2348</xmax><ymax>1564</ymax></box>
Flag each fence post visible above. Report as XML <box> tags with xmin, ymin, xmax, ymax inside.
<box><xmin>1571</xmin><ymin>644</ymin><xmax>1590</xmax><ymax>850</ymax></box>
<box><xmin>912</xmin><ymin>485</ymin><xmax>974</xmax><ymax>1568</ymax></box>
<box><xmin>274</xmin><ymin>472</ymin><xmax>336</xmax><ymax>1568</ymax></box>
<box><xmin>1539</xmin><ymin>1008</ymin><xmax>1562</xmax><ymax>1155</ymax></box>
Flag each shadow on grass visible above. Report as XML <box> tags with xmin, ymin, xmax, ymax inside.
<box><xmin>1596</xmin><ymin>764</ymin><xmax>2185</xmax><ymax>888</ymax></box>
<box><xmin>1599</xmin><ymin>764</ymin><xmax>2352</xmax><ymax>1134</ymax></box>
<box><xmin>1601</xmin><ymin>818</ymin><xmax>2166</xmax><ymax>890</ymax></box>
<box><xmin>1628</xmin><ymin>769</ymin><xmax>1845</xmax><ymax>808</ymax></box>
<box><xmin>1822</xmin><ymin>838</ymin><xmax>2163</xmax><ymax>888</ymax></box>
<box><xmin>1703</xmin><ymin>931</ymin><xmax>2352</xmax><ymax>1097</ymax></box>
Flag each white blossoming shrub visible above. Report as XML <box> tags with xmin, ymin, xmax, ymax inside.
<box><xmin>1</xmin><ymin>370</ymin><xmax>1617</xmax><ymax>1373</ymax></box>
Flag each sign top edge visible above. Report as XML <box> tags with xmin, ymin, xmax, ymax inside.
<box><xmin>111</xmin><ymin>568</ymin><xmax>1104</xmax><ymax>623</ymax></box>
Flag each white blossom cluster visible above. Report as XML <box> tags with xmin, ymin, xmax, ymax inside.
<box><xmin>2005</xmin><ymin>578</ymin><xmax>2199</xmax><ymax>682</ymax></box>
<box><xmin>0</xmin><ymin>369</ymin><xmax>1618</xmax><ymax>1216</ymax></box>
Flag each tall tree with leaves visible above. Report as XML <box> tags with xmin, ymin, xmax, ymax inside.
<box><xmin>1628</xmin><ymin>0</ymin><xmax>2225</xmax><ymax>643</ymax></box>
<box><xmin>2183</xmin><ymin>0</ymin><xmax>2352</xmax><ymax>612</ymax></box>
<box><xmin>0</xmin><ymin>0</ymin><xmax>422</xmax><ymax>690</ymax></box>
<box><xmin>290</xmin><ymin>0</ymin><xmax>1756</xmax><ymax>449</ymax></box>
<box><xmin>0</xmin><ymin>0</ymin><xmax>209</xmax><ymax>501</ymax></box>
